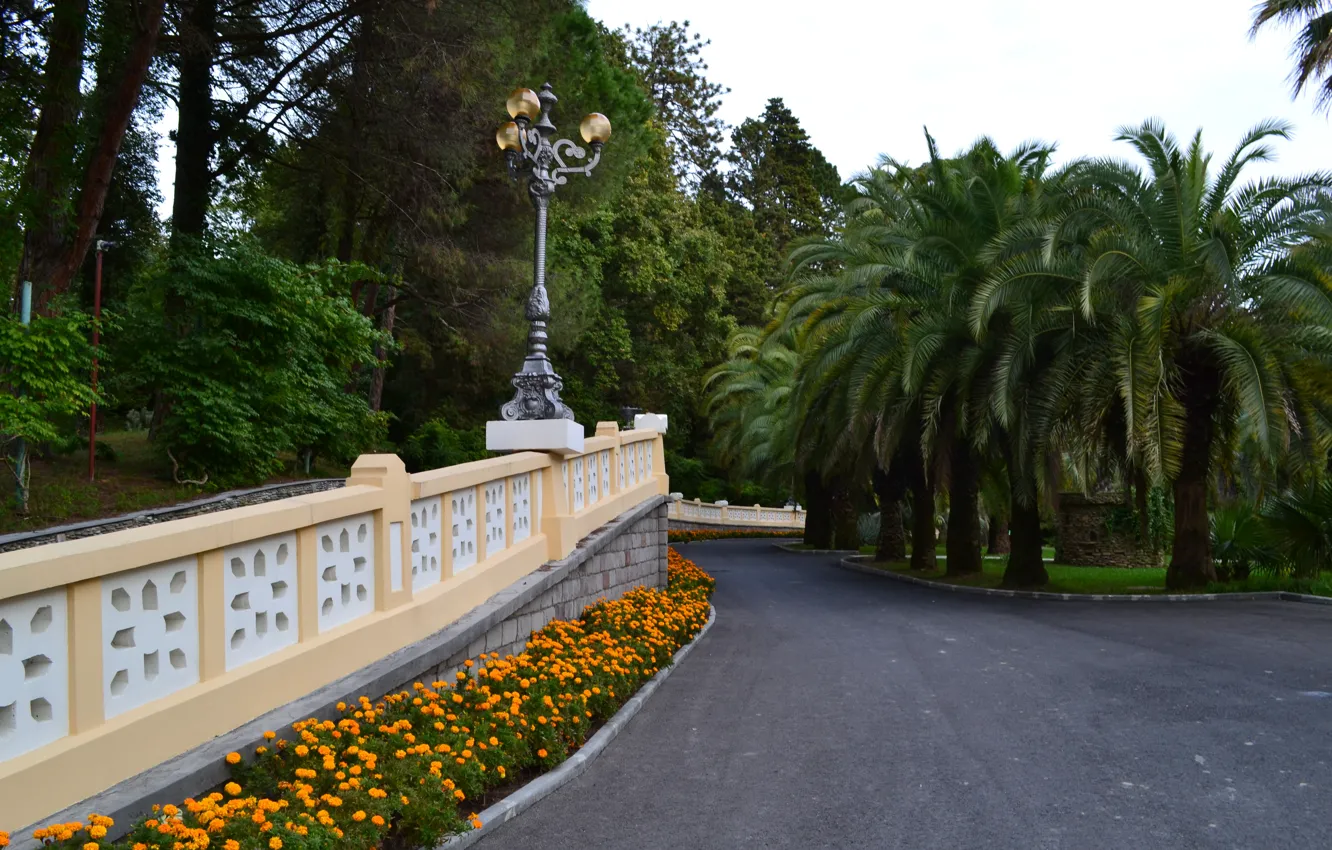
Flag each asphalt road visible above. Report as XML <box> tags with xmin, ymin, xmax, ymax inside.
<box><xmin>477</xmin><ymin>540</ymin><xmax>1332</xmax><ymax>850</ymax></box>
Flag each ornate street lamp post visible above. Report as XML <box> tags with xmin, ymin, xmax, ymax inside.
<box><xmin>495</xmin><ymin>83</ymin><xmax>611</xmax><ymax>421</ymax></box>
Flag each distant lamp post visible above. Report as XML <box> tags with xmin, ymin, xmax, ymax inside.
<box><xmin>495</xmin><ymin>82</ymin><xmax>611</xmax><ymax>421</ymax></box>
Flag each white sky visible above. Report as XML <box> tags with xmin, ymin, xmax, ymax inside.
<box><xmin>155</xmin><ymin>0</ymin><xmax>1331</xmax><ymax>215</ymax></box>
<box><xmin>585</xmin><ymin>0</ymin><xmax>1332</xmax><ymax>181</ymax></box>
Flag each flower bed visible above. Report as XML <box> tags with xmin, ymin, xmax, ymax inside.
<box><xmin>668</xmin><ymin>528</ymin><xmax>802</xmax><ymax>544</ymax></box>
<box><xmin>13</xmin><ymin>549</ymin><xmax>716</xmax><ymax>850</ymax></box>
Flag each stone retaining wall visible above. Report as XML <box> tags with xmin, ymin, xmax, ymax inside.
<box><xmin>416</xmin><ymin>502</ymin><xmax>668</xmax><ymax>683</ymax></box>
<box><xmin>1056</xmin><ymin>492</ymin><xmax>1162</xmax><ymax>568</ymax></box>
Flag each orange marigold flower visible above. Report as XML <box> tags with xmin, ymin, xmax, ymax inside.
<box><xmin>537</xmin><ymin>748</ymin><xmax>548</xmax><ymax>758</ymax></box>
<box><xmin>226</xmin><ymin>752</ymin><xmax>241</xmax><ymax>765</ymax></box>
<box><xmin>352</xmin><ymin>811</ymin><xmax>366</xmax><ymax>822</ymax></box>
<box><xmin>371</xmin><ymin>815</ymin><xmax>385</xmax><ymax>827</ymax></box>
<box><xmin>224</xmin><ymin>782</ymin><xmax>242</xmax><ymax>796</ymax></box>
<box><xmin>269</xmin><ymin>838</ymin><xmax>283</xmax><ymax>850</ymax></box>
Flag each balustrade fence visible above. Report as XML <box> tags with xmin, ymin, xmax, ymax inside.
<box><xmin>668</xmin><ymin>498</ymin><xmax>805</xmax><ymax>529</ymax></box>
<box><xmin>0</xmin><ymin>422</ymin><xmax>665</xmax><ymax>826</ymax></box>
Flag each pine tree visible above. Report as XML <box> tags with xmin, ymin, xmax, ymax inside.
<box><xmin>725</xmin><ymin>98</ymin><xmax>844</xmax><ymax>273</ymax></box>
<box><xmin>623</xmin><ymin>20</ymin><xmax>728</xmax><ymax>191</ymax></box>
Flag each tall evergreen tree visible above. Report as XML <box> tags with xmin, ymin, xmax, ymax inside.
<box><xmin>623</xmin><ymin>20</ymin><xmax>728</xmax><ymax>191</ymax></box>
<box><xmin>726</xmin><ymin>98</ymin><xmax>844</xmax><ymax>274</ymax></box>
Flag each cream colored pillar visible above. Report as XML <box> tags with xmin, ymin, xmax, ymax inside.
<box><xmin>347</xmin><ymin>454</ymin><xmax>412</xmax><ymax>608</ymax></box>
<box><xmin>66</xmin><ymin>579</ymin><xmax>104</xmax><ymax>734</ymax></box>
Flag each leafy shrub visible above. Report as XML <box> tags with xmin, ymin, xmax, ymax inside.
<box><xmin>857</xmin><ymin>511</ymin><xmax>880</xmax><ymax>547</ymax></box>
<box><xmin>400</xmin><ymin>417</ymin><xmax>489</xmax><ymax>473</ymax></box>
<box><xmin>1210</xmin><ymin>502</ymin><xmax>1279</xmax><ymax>580</ymax></box>
<box><xmin>1262</xmin><ymin>480</ymin><xmax>1332</xmax><ymax>579</ymax></box>
<box><xmin>119</xmin><ymin>242</ymin><xmax>389</xmax><ymax>485</ymax></box>
<box><xmin>0</xmin><ymin>305</ymin><xmax>97</xmax><ymax>452</ymax></box>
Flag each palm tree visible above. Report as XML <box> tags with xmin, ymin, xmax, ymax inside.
<box><xmin>1251</xmin><ymin>1</ymin><xmax>1332</xmax><ymax>112</ymax></box>
<box><xmin>1055</xmin><ymin>120</ymin><xmax>1332</xmax><ymax>588</ymax></box>
<box><xmin>783</xmin><ymin>133</ymin><xmax>1064</xmax><ymax>579</ymax></box>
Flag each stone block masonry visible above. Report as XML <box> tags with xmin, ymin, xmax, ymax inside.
<box><xmin>417</xmin><ymin>502</ymin><xmax>669</xmax><ymax>684</ymax></box>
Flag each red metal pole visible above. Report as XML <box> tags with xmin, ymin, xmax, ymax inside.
<box><xmin>89</xmin><ymin>246</ymin><xmax>103</xmax><ymax>481</ymax></box>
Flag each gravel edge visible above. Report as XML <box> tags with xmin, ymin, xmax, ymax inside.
<box><xmin>834</xmin><ymin>554</ymin><xmax>1332</xmax><ymax>606</ymax></box>
<box><xmin>436</xmin><ymin>603</ymin><xmax>718</xmax><ymax>849</ymax></box>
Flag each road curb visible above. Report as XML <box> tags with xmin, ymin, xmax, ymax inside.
<box><xmin>437</xmin><ymin>603</ymin><xmax>717</xmax><ymax>848</ymax></box>
<box><xmin>836</xmin><ymin>555</ymin><xmax>1332</xmax><ymax>606</ymax></box>
<box><xmin>772</xmin><ymin>542</ymin><xmax>858</xmax><ymax>555</ymax></box>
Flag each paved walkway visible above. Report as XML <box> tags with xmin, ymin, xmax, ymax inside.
<box><xmin>477</xmin><ymin>540</ymin><xmax>1332</xmax><ymax>849</ymax></box>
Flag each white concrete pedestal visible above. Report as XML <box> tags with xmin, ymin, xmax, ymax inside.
<box><xmin>486</xmin><ymin>419</ymin><xmax>585</xmax><ymax>455</ymax></box>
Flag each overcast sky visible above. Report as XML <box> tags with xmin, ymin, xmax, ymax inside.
<box><xmin>585</xmin><ymin>0</ymin><xmax>1332</xmax><ymax>182</ymax></box>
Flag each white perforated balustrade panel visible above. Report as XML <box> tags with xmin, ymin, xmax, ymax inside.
<box><xmin>224</xmin><ymin>533</ymin><xmax>298</xmax><ymax>671</ymax></box>
<box><xmin>484</xmin><ymin>480</ymin><xmax>507</xmax><ymax>556</ymax></box>
<box><xmin>0</xmin><ymin>588</ymin><xmax>68</xmax><ymax>761</ymax></box>
<box><xmin>587</xmin><ymin>455</ymin><xmax>599</xmax><ymax>505</ymax></box>
<box><xmin>617</xmin><ymin>449</ymin><xmax>626</xmax><ymax>490</ymax></box>
<box><xmin>638</xmin><ymin>443</ymin><xmax>647</xmax><ymax>483</ymax></box>
<box><xmin>411</xmin><ymin>496</ymin><xmax>442</xmax><ymax>593</ymax></box>
<box><xmin>572</xmin><ymin>457</ymin><xmax>585</xmax><ymax>512</ymax></box>
<box><xmin>315</xmin><ymin>514</ymin><xmax>375</xmax><ymax>632</ymax></box>
<box><xmin>601</xmin><ymin>451</ymin><xmax>611</xmax><ymax>495</ymax></box>
<box><xmin>761</xmin><ymin>510</ymin><xmax>789</xmax><ymax>523</ymax></box>
<box><xmin>510</xmin><ymin>474</ymin><xmax>531</xmax><ymax>543</ymax></box>
<box><xmin>627</xmin><ymin>443</ymin><xmax>637</xmax><ymax>485</ymax></box>
<box><xmin>451</xmin><ymin>488</ymin><xmax>477</xmax><ymax>574</ymax></box>
<box><xmin>646</xmin><ymin>441</ymin><xmax>654</xmax><ymax>477</ymax></box>
<box><xmin>102</xmin><ymin>558</ymin><xmax>199</xmax><ymax>718</ymax></box>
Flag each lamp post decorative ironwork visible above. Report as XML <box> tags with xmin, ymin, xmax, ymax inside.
<box><xmin>495</xmin><ymin>83</ymin><xmax>611</xmax><ymax>421</ymax></box>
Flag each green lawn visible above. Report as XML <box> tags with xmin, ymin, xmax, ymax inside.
<box><xmin>863</xmin><ymin>556</ymin><xmax>1332</xmax><ymax>597</ymax></box>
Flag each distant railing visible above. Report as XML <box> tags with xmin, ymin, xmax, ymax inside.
<box><xmin>0</xmin><ymin>421</ymin><xmax>666</xmax><ymax>827</ymax></box>
<box><xmin>668</xmin><ymin>498</ymin><xmax>805</xmax><ymax>529</ymax></box>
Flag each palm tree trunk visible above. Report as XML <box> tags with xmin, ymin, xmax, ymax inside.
<box><xmin>803</xmin><ymin>470</ymin><xmax>834</xmax><ymax>549</ymax></box>
<box><xmin>873</xmin><ymin>464</ymin><xmax>907</xmax><ymax>561</ymax></box>
<box><xmin>1168</xmin><ymin>362</ymin><xmax>1221</xmax><ymax>589</ymax></box>
<box><xmin>945</xmin><ymin>441</ymin><xmax>982</xmax><ymax>576</ymax></box>
<box><xmin>908</xmin><ymin>448</ymin><xmax>935</xmax><ymax>571</ymax></box>
<box><xmin>1003</xmin><ymin>474</ymin><xmax>1048</xmax><ymax>588</ymax></box>
<box><xmin>987</xmin><ymin>516</ymin><xmax>1010</xmax><ymax>554</ymax></box>
<box><xmin>830</xmin><ymin>480</ymin><xmax>859</xmax><ymax>550</ymax></box>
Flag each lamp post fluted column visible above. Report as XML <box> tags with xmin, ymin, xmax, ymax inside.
<box><xmin>495</xmin><ymin>83</ymin><xmax>610</xmax><ymax>421</ymax></box>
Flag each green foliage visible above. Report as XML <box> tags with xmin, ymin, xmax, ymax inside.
<box><xmin>0</xmin><ymin>306</ymin><xmax>98</xmax><ymax>449</ymax></box>
<box><xmin>399</xmin><ymin>418</ymin><xmax>490</xmax><ymax>474</ymax></box>
<box><xmin>622</xmin><ymin>20</ymin><xmax>728</xmax><ymax>188</ymax></box>
<box><xmin>1103</xmin><ymin>488</ymin><xmax>1173</xmax><ymax>552</ymax></box>
<box><xmin>1210</xmin><ymin>502</ymin><xmax>1278</xmax><ymax>580</ymax></box>
<box><xmin>118</xmin><ymin>242</ymin><xmax>388</xmax><ymax>486</ymax></box>
<box><xmin>1262</xmin><ymin>480</ymin><xmax>1332</xmax><ymax>578</ymax></box>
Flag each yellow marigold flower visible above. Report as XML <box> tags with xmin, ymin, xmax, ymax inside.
<box><xmin>352</xmin><ymin>811</ymin><xmax>366</xmax><ymax>822</ymax></box>
<box><xmin>84</xmin><ymin>843</ymin><xmax>99</xmax><ymax>850</ymax></box>
<box><xmin>226</xmin><ymin>752</ymin><xmax>241</xmax><ymax>765</ymax></box>
<box><xmin>269</xmin><ymin>838</ymin><xmax>283</xmax><ymax>850</ymax></box>
<box><xmin>162</xmin><ymin>805</ymin><xmax>179</xmax><ymax>817</ymax></box>
<box><xmin>89</xmin><ymin>825</ymin><xmax>108</xmax><ymax>839</ymax></box>
<box><xmin>224</xmin><ymin>782</ymin><xmax>241</xmax><ymax>796</ymax></box>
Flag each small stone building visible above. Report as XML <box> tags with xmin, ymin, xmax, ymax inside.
<box><xmin>1055</xmin><ymin>492</ymin><xmax>1163</xmax><ymax>568</ymax></box>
